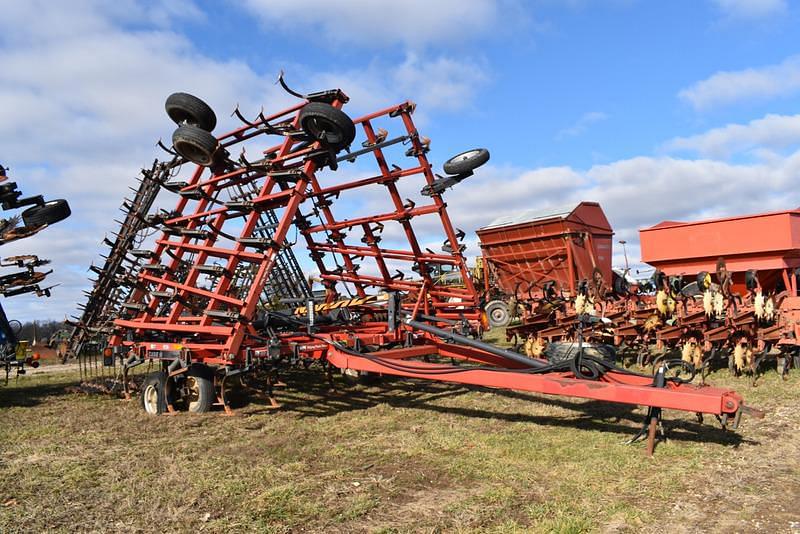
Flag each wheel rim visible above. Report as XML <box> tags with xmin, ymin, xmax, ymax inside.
<box><xmin>175</xmin><ymin>141</ymin><xmax>213</xmax><ymax>165</ymax></box>
<box><xmin>169</xmin><ymin>109</ymin><xmax>196</xmax><ymax>126</ymax></box>
<box><xmin>184</xmin><ymin>376</ymin><xmax>201</xmax><ymax>411</ymax></box>
<box><xmin>488</xmin><ymin>305</ymin><xmax>509</xmax><ymax>326</ymax></box>
<box><xmin>304</xmin><ymin>116</ymin><xmax>344</xmax><ymax>145</ymax></box>
<box><xmin>453</xmin><ymin>149</ymin><xmax>483</xmax><ymax>162</ymax></box>
<box><xmin>143</xmin><ymin>384</ymin><xmax>159</xmax><ymax>414</ymax></box>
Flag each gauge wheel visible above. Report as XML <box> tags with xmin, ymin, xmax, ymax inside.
<box><xmin>298</xmin><ymin>102</ymin><xmax>356</xmax><ymax>150</ymax></box>
<box><xmin>172</xmin><ymin>124</ymin><xmax>220</xmax><ymax>166</ymax></box>
<box><xmin>165</xmin><ymin>92</ymin><xmax>217</xmax><ymax>131</ymax></box>
<box><xmin>182</xmin><ymin>365</ymin><xmax>215</xmax><ymax>413</ymax></box>
<box><xmin>21</xmin><ymin>199</ymin><xmax>71</xmax><ymax>228</ymax></box>
<box><xmin>140</xmin><ymin>371</ymin><xmax>167</xmax><ymax>415</ymax></box>
<box><xmin>443</xmin><ymin>148</ymin><xmax>490</xmax><ymax>175</ymax></box>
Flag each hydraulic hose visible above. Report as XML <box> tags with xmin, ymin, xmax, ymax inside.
<box><xmin>404</xmin><ymin>317</ymin><xmax>548</xmax><ymax>369</ymax></box>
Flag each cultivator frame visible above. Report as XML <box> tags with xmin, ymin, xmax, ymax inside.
<box><xmin>91</xmin><ymin>83</ymin><xmax>757</xmax><ymax>454</ymax></box>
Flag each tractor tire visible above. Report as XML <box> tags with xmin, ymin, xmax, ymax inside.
<box><xmin>485</xmin><ymin>300</ymin><xmax>511</xmax><ymax>328</ymax></box>
<box><xmin>21</xmin><ymin>199</ymin><xmax>71</xmax><ymax>228</ymax></box>
<box><xmin>165</xmin><ymin>92</ymin><xmax>217</xmax><ymax>131</ymax></box>
<box><xmin>140</xmin><ymin>371</ymin><xmax>168</xmax><ymax>415</ymax></box>
<box><xmin>172</xmin><ymin>124</ymin><xmax>220</xmax><ymax>166</ymax></box>
<box><xmin>183</xmin><ymin>365</ymin><xmax>215</xmax><ymax>413</ymax></box>
<box><xmin>298</xmin><ymin>102</ymin><xmax>355</xmax><ymax>150</ymax></box>
<box><xmin>443</xmin><ymin>148</ymin><xmax>490</xmax><ymax>175</ymax></box>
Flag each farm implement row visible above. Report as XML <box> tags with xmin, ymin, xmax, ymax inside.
<box><xmin>75</xmin><ymin>80</ymin><xmax>759</xmax><ymax>454</ymax></box>
<box><xmin>478</xmin><ymin>203</ymin><xmax>800</xmax><ymax>386</ymax></box>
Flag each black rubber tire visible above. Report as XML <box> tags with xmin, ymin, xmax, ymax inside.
<box><xmin>0</xmin><ymin>182</ymin><xmax>18</xmax><ymax>196</ymax></box>
<box><xmin>140</xmin><ymin>371</ymin><xmax>168</xmax><ymax>415</ymax></box>
<box><xmin>184</xmin><ymin>365</ymin><xmax>215</xmax><ymax>413</ymax></box>
<box><xmin>165</xmin><ymin>92</ymin><xmax>217</xmax><ymax>131</ymax></box>
<box><xmin>298</xmin><ymin>102</ymin><xmax>356</xmax><ymax>150</ymax></box>
<box><xmin>21</xmin><ymin>199</ymin><xmax>71</xmax><ymax>227</ymax></box>
<box><xmin>613</xmin><ymin>273</ymin><xmax>629</xmax><ymax>295</ymax></box>
<box><xmin>172</xmin><ymin>124</ymin><xmax>220</xmax><ymax>166</ymax></box>
<box><xmin>696</xmin><ymin>271</ymin><xmax>709</xmax><ymax>291</ymax></box>
<box><xmin>668</xmin><ymin>275</ymin><xmax>683</xmax><ymax>294</ymax></box>
<box><xmin>652</xmin><ymin>270</ymin><xmax>665</xmax><ymax>290</ymax></box>
<box><xmin>545</xmin><ymin>342</ymin><xmax>616</xmax><ymax>364</ymax></box>
<box><xmin>443</xmin><ymin>148</ymin><xmax>490</xmax><ymax>175</ymax></box>
<box><xmin>485</xmin><ymin>299</ymin><xmax>511</xmax><ymax>328</ymax></box>
<box><xmin>745</xmin><ymin>269</ymin><xmax>759</xmax><ymax>291</ymax></box>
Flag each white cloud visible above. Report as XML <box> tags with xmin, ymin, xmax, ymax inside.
<box><xmin>556</xmin><ymin>111</ymin><xmax>609</xmax><ymax>140</ymax></box>
<box><xmin>664</xmin><ymin>113</ymin><xmax>800</xmax><ymax>158</ymax></box>
<box><xmin>711</xmin><ymin>0</ymin><xmax>787</xmax><ymax>19</ymax></box>
<box><xmin>679</xmin><ymin>55</ymin><xmax>800</xmax><ymax>110</ymax></box>
<box><xmin>238</xmin><ymin>0</ymin><xmax>504</xmax><ymax>49</ymax></box>
<box><xmin>311</xmin><ymin>53</ymin><xmax>490</xmax><ymax>117</ymax></box>
<box><xmin>439</xmin><ymin>151</ymin><xmax>800</xmax><ymax>270</ymax></box>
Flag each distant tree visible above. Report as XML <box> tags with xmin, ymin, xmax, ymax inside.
<box><xmin>18</xmin><ymin>320</ymin><xmax>67</xmax><ymax>345</ymax></box>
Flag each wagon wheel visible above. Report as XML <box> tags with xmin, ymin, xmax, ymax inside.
<box><xmin>298</xmin><ymin>102</ymin><xmax>355</xmax><ymax>150</ymax></box>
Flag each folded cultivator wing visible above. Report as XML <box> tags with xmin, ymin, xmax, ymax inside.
<box><xmin>0</xmin><ymin>164</ymin><xmax>71</xmax><ymax>381</ymax></box>
<box><xmin>82</xmin><ymin>82</ymin><xmax>757</xmax><ymax>455</ymax></box>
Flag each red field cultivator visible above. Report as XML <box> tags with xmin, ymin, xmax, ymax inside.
<box><xmin>82</xmin><ymin>80</ymin><xmax>757</xmax><ymax>454</ymax></box>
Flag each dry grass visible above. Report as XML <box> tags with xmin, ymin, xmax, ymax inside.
<box><xmin>0</xmin><ymin>354</ymin><xmax>798</xmax><ymax>533</ymax></box>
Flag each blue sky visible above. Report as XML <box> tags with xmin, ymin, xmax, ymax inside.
<box><xmin>1</xmin><ymin>0</ymin><xmax>800</xmax><ymax>321</ymax></box>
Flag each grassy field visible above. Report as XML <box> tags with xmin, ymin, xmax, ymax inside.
<box><xmin>1</xmin><ymin>350</ymin><xmax>799</xmax><ymax>533</ymax></box>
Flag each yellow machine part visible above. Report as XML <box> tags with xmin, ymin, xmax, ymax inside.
<box><xmin>681</xmin><ymin>340</ymin><xmax>703</xmax><ymax>369</ymax></box>
<box><xmin>733</xmin><ymin>342</ymin><xmax>753</xmax><ymax>372</ymax></box>
<box><xmin>294</xmin><ymin>293</ymin><xmax>389</xmax><ymax>315</ymax></box>
<box><xmin>524</xmin><ymin>336</ymin><xmax>546</xmax><ymax>358</ymax></box>
<box><xmin>656</xmin><ymin>290</ymin><xmax>675</xmax><ymax>316</ymax></box>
